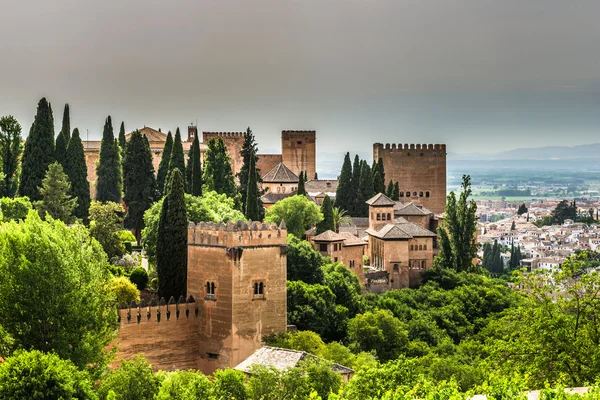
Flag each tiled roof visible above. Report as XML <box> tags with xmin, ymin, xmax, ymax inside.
<box><xmin>235</xmin><ymin>347</ymin><xmax>353</xmax><ymax>375</ymax></box>
<box><xmin>126</xmin><ymin>127</ymin><xmax>168</xmax><ymax>142</ymax></box>
<box><xmin>313</xmin><ymin>230</ymin><xmax>344</xmax><ymax>242</ymax></box>
<box><xmin>366</xmin><ymin>220</ymin><xmax>437</xmax><ymax>240</ymax></box>
<box><xmin>262</xmin><ymin>163</ymin><xmax>299</xmax><ymax>183</ymax></box>
<box><xmin>339</xmin><ymin>232</ymin><xmax>367</xmax><ymax>246</ymax></box>
<box><xmin>305</xmin><ymin>180</ymin><xmax>339</xmax><ymax>193</ymax></box>
<box><xmin>260</xmin><ymin>192</ymin><xmax>294</xmax><ymax>204</ymax></box>
<box><xmin>394</xmin><ymin>202</ymin><xmax>433</xmax><ymax>216</ymax></box>
<box><xmin>350</xmin><ymin>217</ymin><xmax>369</xmax><ymax>228</ymax></box>
<box><xmin>366</xmin><ymin>193</ymin><xmax>396</xmax><ymax>207</ymax></box>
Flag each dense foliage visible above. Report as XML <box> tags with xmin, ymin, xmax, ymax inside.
<box><xmin>202</xmin><ymin>138</ymin><xmax>239</xmax><ymax>207</ymax></box>
<box><xmin>34</xmin><ymin>162</ymin><xmax>77</xmax><ymax>223</ymax></box>
<box><xmin>264</xmin><ymin>194</ymin><xmax>323</xmax><ymax>238</ymax></box>
<box><xmin>0</xmin><ymin>115</ymin><xmax>22</xmax><ymax>197</ymax></box>
<box><xmin>156</xmin><ymin>131</ymin><xmax>173</xmax><ymax>195</ymax></box>
<box><xmin>89</xmin><ymin>200</ymin><xmax>127</xmax><ymax>259</ymax></box>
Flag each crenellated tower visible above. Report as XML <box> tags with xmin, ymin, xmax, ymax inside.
<box><xmin>373</xmin><ymin>143</ymin><xmax>447</xmax><ymax>215</ymax></box>
<box><xmin>281</xmin><ymin>130</ymin><xmax>316</xmax><ymax>179</ymax></box>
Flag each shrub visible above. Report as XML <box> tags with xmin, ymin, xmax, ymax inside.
<box><xmin>150</xmin><ymin>278</ymin><xmax>159</xmax><ymax>290</ymax></box>
<box><xmin>111</xmin><ymin>254</ymin><xmax>139</xmax><ymax>271</ymax></box>
<box><xmin>0</xmin><ymin>196</ymin><xmax>32</xmax><ymax>222</ymax></box>
<box><xmin>0</xmin><ymin>350</ymin><xmax>97</xmax><ymax>400</ymax></box>
<box><xmin>97</xmin><ymin>356</ymin><xmax>160</xmax><ymax>400</ymax></box>
<box><xmin>156</xmin><ymin>370</ymin><xmax>212</xmax><ymax>400</ymax></box>
<box><xmin>129</xmin><ymin>267</ymin><xmax>149</xmax><ymax>291</ymax></box>
<box><xmin>110</xmin><ymin>276</ymin><xmax>140</xmax><ymax>304</ymax></box>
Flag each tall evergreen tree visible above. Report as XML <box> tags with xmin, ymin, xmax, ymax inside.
<box><xmin>156</xmin><ymin>131</ymin><xmax>173</xmax><ymax>195</ymax></box>
<box><xmin>19</xmin><ymin>98</ymin><xmax>55</xmax><ymax>201</ymax></box>
<box><xmin>95</xmin><ymin>116</ymin><xmax>122</xmax><ymax>203</ymax></box>
<box><xmin>64</xmin><ymin>128</ymin><xmax>90</xmax><ymax>222</ymax></box>
<box><xmin>34</xmin><ymin>162</ymin><xmax>77</xmax><ymax>224</ymax></box>
<box><xmin>245</xmin><ymin>154</ymin><xmax>261</xmax><ymax>221</ymax></box>
<box><xmin>60</xmin><ymin>104</ymin><xmax>70</xmax><ymax>142</ymax></box>
<box><xmin>349</xmin><ymin>155</ymin><xmax>361</xmax><ymax>215</ymax></box>
<box><xmin>392</xmin><ymin>182</ymin><xmax>400</xmax><ymax>201</ymax></box>
<box><xmin>335</xmin><ymin>152</ymin><xmax>352</xmax><ymax>212</ymax></box>
<box><xmin>372</xmin><ymin>158</ymin><xmax>386</xmax><ymax>194</ymax></box>
<box><xmin>55</xmin><ymin>132</ymin><xmax>68</xmax><ymax>168</ymax></box>
<box><xmin>386</xmin><ymin>180</ymin><xmax>394</xmax><ymax>199</ymax></box>
<box><xmin>237</xmin><ymin>127</ymin><xmax>261</xmax><ymax>212</ymax></box>
<box><xmin>118</xmin><ymin>121</ymin><xmax>126</xmax><ymax>153</ymax></box>
<box><xmin>434</xmin><ymin>175</ymin><xmax>478</xmax><ymax>272</ymax></box>
<box><xmin>123</xmin><ymin>130</ymin><xmax>157</xmax><ymax>242</ymax></box>
<box><xmin>187</xmin><ymin>133</ymin><xmax>203</xmax><ymax>197</ymax></box>
<box><xmin>297</xmin><ymin>171</ymin><xmax>306</xmax><ymax>196</ymax></box>
<box><xmin>353</xmin><ymin>161</ymin><xmax>374</xmax><ymax>217</ymax></box>
<box><xmin>157</xmin><ymin>168</ymin><xmax>188</xmax><ymax>299</ymax></box>
<box><xmin>202</xmin><ymin>138</ymin><xmax>239</xmax><ymax>207</ymax></box>
<box><xmin>316</xmin><ymin>195</ymin><xmax>335</xmax><ymax>234</ymax></box>
<box><xmin>0</xmin><ymin>116</ymin><xmax>23</xmax><ymax>197</ymax></box>
<box><xmin>168</xmin><ymin>128</ymin><xmax>186</xmax><ymax>190</ymax></box>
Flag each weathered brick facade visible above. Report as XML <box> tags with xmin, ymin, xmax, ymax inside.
<box><xmin>373</xmin><ymin>143</ymin><xmax>447</xmax><ymax>215</ymax></box>
<box><xmin>281</xmin><ymin>131</ymin><xmax>316</xmax><ymax>180</ymax></box>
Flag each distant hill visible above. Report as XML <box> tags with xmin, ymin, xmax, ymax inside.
<box><xmin>450</xmin><ymin>143</ymin><xmax>600</xmax><ymax>161</ymax></box>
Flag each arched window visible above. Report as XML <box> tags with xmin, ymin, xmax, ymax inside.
<box><xmin>410</xmin><ymin>245</ymin><xmax>414</xmax><ymax>250</ymax></box>
<box><xmin>206</xmin><ymin>281</ymin><xmax>216</xmax><ymax>299</ymax></box>
<box><xmin>259</xmin><ymin>282</ymin><xmax>264</xmax><ymax>294</ymax></box>
<box><xmin>399</xmin><ymin>192</ymin><xmax>404</xmax><ymax>197</ymax></box>
<box><xmin>413</xmin><ymin>192</ymin><xmax>417</xmax><ymax>197</ymax></box>
<box><xmin>406</xmin><ymin>192</ymin><xmax>411</xmax><ymax>197</ymax></box>
<box><xmin>387</xmin><ymin>213</ymin><xmax>391</xmax><ymax>220</ymax></box>
<box><xmin>393</xmin><ymin>264</ymin><xmax>399</xmax><ymax>273</ymax></box>
<box><xmin>421</xmin><ymin>260</ymin><xmax>426</xmax><ymax>269</ymax></box>
<box><xmin>419</xmin><ymin>244</ymin><xmax>423</xmax><ymax>250</ymax></box>
<box><xmin>377</xmin><ymin>213</ymin><xmax>381</xmax><ymax>221</ymax></box>
<box><xmin>419</xmin><ymin>192</ymin><xmax>423</xmax><ymax>197</ymax></box>
<box><xmin>282</xmin><ymin>187</ymin><xmax>286</xmax><ymax>193</ymax></box>
<box><xmin>426</xmin><ymin>191</ymin><xmax>430</xmax><ymax>198</ymax></box>
<box><xmin>253</xmin><ymin>282</ymin><xmax>258</xmax><ymax>294</ymax></box>
<box><xmin>276</xmin><ymin>187</ymin><xmax>281</xmax><ymax>193</ymax></box>
<box><xmin>424</xmin><ymin>244</ymin><xmax>427</xmax><ymax>250</ymax></box>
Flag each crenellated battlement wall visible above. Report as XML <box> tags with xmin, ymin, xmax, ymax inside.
<box><xmin>188</xmin><ymin>220</ymin><xmax>287</xmax><ymax>248</ymax></box>
<box><xmin>374</xmin><ymin>143</ymin><xmax>446</xmax><ymax>153</ymax></box>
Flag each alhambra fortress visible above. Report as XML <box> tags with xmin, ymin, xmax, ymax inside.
<box><xmin>88</xmin><ymin>128</ymin><xmax>447</xmax><ymax>375</ymax></box>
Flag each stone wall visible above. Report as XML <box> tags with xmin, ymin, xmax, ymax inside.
<box><xmin>281</xmin><ymin>131</ymin><xmax>316</xmax><ymax>179</ymax></box>
<box><xmin>256</xmin><ymin>154</ymin><xmax>283</xmax><ymax>177</ymax></box>
<box><xmin>374</xmin><ymin>143</ymin><xmax>446</xmax><ymax>215</ymax></box>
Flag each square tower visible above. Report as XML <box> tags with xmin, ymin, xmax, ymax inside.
<box><xmin>281</xmin><ymin>131</ymin><xmax>316</xmax><ymax>180</ymax></box>
<box><xmin>187</xmin><ymin>221</ymin><xmax>288</xmax><ymax>375</ymax></box>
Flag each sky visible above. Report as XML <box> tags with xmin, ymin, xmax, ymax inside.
<box><xmin>0</xmin><ymin>0</ymin><xmax>599</xmax><ymax>155</ymax></box>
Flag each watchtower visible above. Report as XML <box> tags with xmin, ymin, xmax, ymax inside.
<box><xmin>281</xmin><ymin>131</ymin><xmax>316</xmax><ymax>179</ymax></box>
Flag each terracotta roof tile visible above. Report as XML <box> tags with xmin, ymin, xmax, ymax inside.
<box><xmin>366</xmin><ymin>193</ymin><xmax>396</xmax><ymax>207</ymax></box>
<box><xmin>313</xmin><ymin>230</ymin><xmax>344</xmax><ymax>242</ymax></box>
<box><xmin>262</xmin><ymin>163</ymin><xmax>299</xmax><ymax>183</ymax></box>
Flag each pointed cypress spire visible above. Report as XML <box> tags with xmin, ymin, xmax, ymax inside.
<box><xmin>118</xmin><ymin>121</ymin><xmax>126</xmax><ymax>152</ymax></box>
<box><xmin>297</xmin><ymin>171</ymin><xmax>306</xmax><ymax>196</ymax></box>
<box><xmin>168</xmin><ymin>128</ymin><xmax>186</xmax><ymax>190</ymax></box>
<box><xmin>157</xmin><ymin>131</ymin><xmax>173</xmax><ymax>195</ymax></box>
<box><xmin>95</xmin><ymin>116</ymin><xmax>122</xmax><ymax>202</ymax></box>
<box><xmin>61</xmin><ymin>104</ymin><xmax>70</xmax><ymax>142</ymax></box>
<box><xmin>64</xmin><ymin>128</ymin><xmax>90</xmax><ymax>222</ymax></box>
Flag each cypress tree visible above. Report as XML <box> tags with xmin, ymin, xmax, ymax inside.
<box><xmin>19</xmin><ymin>98</ymin><xmax>55</xmax><ymax>201</ymax></box>
<box><xmin>156</xmin><ymin>131</ymin><xmax>173</xmax><ymax>194</ymax></box>
<box><xmin>64</xmin><ymin>128</ymin><xmax>90</xmax><ymax>222</ymax></box>
<box><xmin>202</xmin><ymin>138</ymin><xmax>239</xmax><ymax>206</ymax></box>
<box><xmin>0</xmin><ymin>116</ymin><xmax>23</xmax><ymax>198</ymax></box>
<box><xmin>335</xmin><ymin>152</ymin><xmax>352</xmax><ymax>211</ymax></box>
<box><xmin>118</xmin><ymin>121</ymin><xmax>126</xmax><ymax>156</ymax></box>
<box><xmin>60</xmin><ymin>104</ymin><xmax>70</xmax><ymax>142</ymax></box>
<box><xmin>392</xmin><ymin>182</ymin><xmax>400</xmax><ymax>201</ymax></box>
<box><xmin>374</xmin><ymin>158</ymin><xmax>386</xmax><ymax>194</ymax></box>
<box><xmin>245</xmin><ymin>154</ymin><xmax>260</xmax><ymax>221</ymax></box>
<box><xmin>316</xmin><ymin>194</ymin><xmax>334</xmax><ymax>234</ymax></box>
<box><xmin>156</xmin><ymin>168</ymin><xmax>188</xmax><ymax>299</ymax></box>
<box><xmin>353</xmin><ymin>161</ymin><xmax>374</xmax><ymax>217</ymax></box>
<box><xmin>54</xmin><ymin>131</ymin><xmax>67</xmax><ymax>168</ymax></box>
<box><xmin>386</xmin><ymin>180</ymin><xmax>394</xmax><ymax>198</ymax></box>
<box><xmin>95</xmin><ymin>116</ymin><xmax>122</xmax><ymax>203</ymax></box>
<box><xmin>168</xmin><ymin>128</ymin><xmax>186</xmax><ymax>190</ymax></box>
<box><xmin>237</xmin><ymin>127</ymin><xmax>261</xmax><ymax>211</ymax></box>
<box><xmin>297</xmin><ymin>171</ymin><xmax>306</xmax><ymax>196</ymax></box>
<box><xmin>349</xmin><ymin>155</ymin><xmax>361</xmax><ymax>215</ymax></box>
<box><xmin>188</xmin><ymin>134</ymin><xmax>203</xmax><ymax>197</ymax></box>
<box><xmin>123</xmin><ymin>130</ymin><xmax>157</xmax><ymax>242</ymax></box>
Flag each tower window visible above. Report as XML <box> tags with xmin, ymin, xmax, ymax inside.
<box><xmin>297</xmin><ymin>141</ymin><xmax>303</xmax><ymax>145</ymax></box>
<box><xmin>413</xmin><ymin>192</ymin><xmax>417</xmax><ymax>197</ymax></box>
<box><xmin>377</xmin><ymin>213</ymin><xmax>381</xmax><ymax>221</ymax></box>
<box><xmin>387</xmin><ymin>213</ymin><xmax>391</xmax><ymax>220</ymax></box>
<box><xmin>253</xmin><ymin>281</ymin><xmax>265</xmax><ymax>299</ymax></box>
<box><xmin>205</xmin><ymin>281</ymin><xmax>216</xmax><ymax>300</ymax></box>
<box><xmin>399</xmin><ymin>192</ymin><xmax>404</xmax><ymax>197</ymax></box>
<box><xmin>419</xmin><ymin>192</ymin><xmax>424</xmax><ymax>197</ymax></box>
<box><xmin>426</xmin><ymin>191</ymin><xmax>430</xmax><ymax>198</ymax></box>
<box><xmin>406</xmin><ymin>192</ymin><xmax>411</xmax><ymax>197</ymax></box>
<box><xmin>350</xmin><ymin>260</ymin><xmax>355</xmax><ymax>268</ymax></box>
<box><xmin>319</xmin><ymin>243</ymin><xmax>328</xmax><ymax>252</ymax></box>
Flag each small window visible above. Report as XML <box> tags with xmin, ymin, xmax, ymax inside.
<box><xmin>207</xmin><ymin>353</ymin><xmax>219</xmax><ymax>360</ymax></box>
<box><xmin>413</xmin><ymin>192</ymin><xmax>417</xmax><ymax>197</ymax></box>
<box><xmin>419</xmin><ymin>245</ymin><xmax>423</xmax><ymax>250</ymax></box>
<box><xmin>406</xmin><ymin>192</ymin><xmax>411</xmax><ymax>197</ymax></box>
<box><xmin>253</xmin><ymin>282</ymin><xmax>265</xmax><ymax>296</ymax></box>
<box><xmin>334</xmin><ymin>257</ymin><xmax>338</xmax><ymax>262</ymax></box>
<box><xmin>206</xmin><ymin>281</ymin><xmax>216</xmax><ymax>300</ymax></box>
<box><xmin>410</xmin><ymin>245</ymin><xmax>414</xmax><ymax>250</ymax></box>
<box><xmin>419</xmin><ymin>192</ymin><xmax>424</xmax><ymax>197</ymax></box>
<box><xmin>297</xmin><ymin>141</ymin><xmax>303</xmax><ymax>145</ymax></box>
<box><xmin>282</xmin><ymin>187</ymin><xmax>286</xmax><ymax>193</ymax></box>
<box><xmin>424</xmin><ymin>244</ymin><xmax>427</xmax><ymax>250</ymax></box>
<box><xmin>350</xmin><ymin>260</ymin><xmax>355</xmax><ymax>268</ymax></box>
<box><xmin>319</xmin><ymin>243</ymin><xmax>328</xmax><ymax>252</ymax></box>
<box><xmin>421</xmin><ymin>260</ymin><xmax>426</xmax><ymax>269</ymax></box>
<box><xmin>387</xmin><ymin>213</ymin><xmax>391</xmax><ymax>220</ymax></box>
<box><xmin>277</xmin><ymin>187</ymin><xmax>281</xmax><ymax>193</ymax></box>
<box><xmin>399</xmin><ymin>192</ymin><xmax>404</xmax><ymax>197</ymax></box>
<box><xmin>377</xmin><ymin>213</ymin><xmax>381</xmax><ymax>221</ymax></box>
<box><xmin>426</xmin><ymin>191</ymin><xmax>430</xmax><ymax>198</ymax></box>
<box><xmin>393</xmin><ymin>264</ymin><xmax>399</xmax><ymax>273</ymax></box>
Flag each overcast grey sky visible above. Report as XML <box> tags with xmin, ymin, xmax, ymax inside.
<box><xmin>0</xmin><ymin>0</ymin><xmax>599</xmax><ymax>154</ymax></box>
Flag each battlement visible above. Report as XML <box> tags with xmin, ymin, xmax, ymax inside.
<box><xmin>374</xmin><ymin>143</ymin><xmax>446</xmax><ymax>153</ymax></box>
<box><xmin>282</xmin><ymin>130</ymin><xmax>316</xmax><ymax>134</ymax></box>
<box><xmin>188</xmin><ymin>220</ymin><xmax>287</xmax><ymax>248</ymax></box>
<box><xmin>202</xmin><ymin>132</ymin><xmax>245</xmax><ymax>138</ymax></box>
<box><xmin>117</xmin><ymin>295</ymin><xmax>199</xmax><ymax>327</ymax></box>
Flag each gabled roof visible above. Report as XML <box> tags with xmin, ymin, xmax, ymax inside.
<box><xmin>305</xmin><ymin>180</ymin><xmax>339</xmax><ymax>192</ymax></box>
<box><xmin>338</xmin><ymin>232</ymin><xmax>368</xmax><ymax>247</ymax></box>
<box><xmin>262</xmin><ymin>163</ymin><xmax>299</xmax><ymax>183</ymax></box>
<box><xmin>394</xmin><ymin>202</ymin><xmax>433</xmax><ymax>216</ymax></box>
<box><xmin>260</xmin><ymin>192</ymin><xmax>294</xmax><ymax>204</ymax></box>
<box><xmin>235</xmin><ymin>347</ymin><xmax>354</xmax><ymax>375</ymax></box>
<box><xmin>366</xmin><ymin>193</ymin><xmax>396</xmax><ymax>207</ymax></box>
<box><xmin>366</xmin><ymin>220</ymin><xmax>437</xmax><ymax>240</ymax></box>
<box><xmin>126</xmin><ymin>127</ymin><xmax>167</xmax><ymax>142</ymax></box>
<box><xmin>313</xmin><ymin>230</ymin><xmax>344</xmax><ymax>242</ymax></box>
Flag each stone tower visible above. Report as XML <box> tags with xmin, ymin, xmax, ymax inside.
<box><xmin>373</xmin><ymin>143</ymin><xmax>447</xmax><ymax>215</ymax></box>
<box><xmin>202</xmin><ymin>132</ymin><xmax>246</xmax><ymax>176</ymax></box>
<box><xmin>187</xmin><ymin>220</ymin><xmax>288</xmax><ymax>375</ymax></box>
<box><xmin>281</xmin><ymin>131</ymin><xmax>316</xmax><ymax>180</ymax></box>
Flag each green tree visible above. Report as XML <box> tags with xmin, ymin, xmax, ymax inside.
<box><xmin>517</xmin><ymin>203</ymin><xmax>528</xmax><ymax>215</ymax></box>
<box><xmin>348</xmin><ymin>154</ymin><xmax>361</xmax><ymax>215</ymax></box>
<box><xmin>95</xmin><ymin>116</ymin><xmax>122</xmax><ymax>203</ymax></box>
<box><xmin>0</xmin><ymin>211</ymin><xmax>117</xmax><ymax>375</ymax></box>
<box><xmin>264</xmin><ymin>195</ymin><xmax>323</xmax><ymax>238</ymax></box>
<box><xmin>297</xmin><ymin>171</ymin><xmax>306</xmax><ymax>196</ymax></box>
<box><xmin>65</xmin><ymin>128</ymin><xmax>91</xmax><ymax>222</ymax></box>
<box><xmin>212</xmin><ymin>369</ymin><xmax>247</xmax><ymax>400</ymax></box>
<box><xmin>245</xmin><ymin>153</ymin><xmax>261</xmax><ymax>221</ymax></box>
<box><xmin>0</xmin><ymin>197</ymin><xmax>31</xmax><ymax>221</ymax></box>
<box><xmin>335</xmin><ymin>152</ymin><xmax>353</xmax><ymax>211</ymax></box>
<box><xmin>386</xmin><ymin>179</ymin><xmax>394</xmax><ymax>199</ymax></box>
<box><xmin>34</xmin><ymin>162</ymin><xmax>77</xmax><ymax>224</ymax></box>
<box><xmin>203</xmin><ymin>138</ymin><xmax>239</xmax><ymax>206</ymax></box>
<box><xmin>238</xmin><ymin>127</ymin><xmax>261</xmax><ymax>213</ymax></box>
<box><xmin>348</xmin><ymin>309</ymin><xmax>409</xmax><ymax>362</ymax></box>
<box><xmin>434</xmin><ymin>175</ymin><xmax>478</xmax><ymax>272</ymax></box>
<box><xmin>97</xmin><ymin>356</ymin><xmax>160</xmax><ymax>400</ymax></box>
<box><xmin>187</xmin><ymin>133</ymin><xmax>203</xmax><ymax>197</ymax></box>
<box><xmin>118</xmin><ymin>121</ymin><xmax>126</xmax><ymax>154</ymax></box>
<box><xmin>332</xmin><ymin>207</ymin><xmax>350</xmax><ymax>233</ymax></box>
<box><xmin>0</xmin><ymin>115</ymin><xmax>23</xmax><ymax>197</ymax></box>
<box><xmin>60</xmin><ymin>103</ymin><xmax>71</xmax><ymax>142</ymax></box>
<box><xmin>287</xmin><ymin>280</ymin><xmax>341</xmax><ymax>341</ymax></box>
<box><xmin>123</xmin><ymin>130</ymin><xmax>156</xmax><ymax>242</ymax></box>
<box><xmin>510</xmin><ymin>221</ymin><xmax>516</xmax><ymax>230</ymax></box>
<box><xmin>286</xmin><ymin>234</ymin><xmax>325</xmax><ymax>284</ymax></box>
<box><xmin>55</xmin><ymin>130</ymin><xmax>68</xmax><ymax>169</ymax></box>
<box><xmin>19</xmin><ymin>98</ymin><xmax>55</xmax><ymax>201</ymax></box>
<box><xmin>373</xmin><ymin>157</ymin><xmax>386</xmax><ymax>194</ymax></box>
<box><xmin>552</xmin><ymin>200</ymin><xmax>577</xmax><ymax>224</ymax></box>
<box><xmin>156</xmin><ymin>370</ymin><xmax>213</xmax><ymax>400</ymax></box>
<box><xmin>142</xmin><ymin>191</ymin><xmax>245</xmax><ymax>265</ymax></box>
<box><xmin>156</xmin><ymin>131</ymin><xmax>173</xmax><ymax>195</ymax></box>
<box><xmin>393</xmin><ymin>181</ymin><xmax>400</xmax><ymax>201</ymax></box>
<box><xmin>167</xmin><ymin>128</ymin><xmax>186</xmax><ymax>189</ymax></box>
<box><xmin>353</xmin><ymin>160</ymin><xmax>374</xmax><ymax>217</ymax></box>
<box><xmin>323</xmin><ymin>262</ymin><xmax>363</xmax><ymax>317</ymax></box>
<box><xmin>0</xmin><ymin>350</ymin><xmax>96</xmax><ymax>400</ymax></box>
<box><xmin>316</xmin><ymin>194</ymin><xmax>334</xmax><ymax>234</ymax></box>
<box><xmin>89</xmin><ymin>201</ymin><xmax>126</xmax><ymax>259</ymax></box>
<box><xmin>157</xmin><ymin>168</ymin><xmax>188</xmax><ymax>299</ymax></box>
<box><xmin>110</xmin><ymin>276</ymin><xmax>140</xmax><ymax>304</ymax></box>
